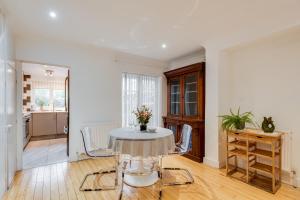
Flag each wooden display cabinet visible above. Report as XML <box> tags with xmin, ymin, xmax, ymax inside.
<box><xmin>163</xmin><ymin>63</ymin><xmax>205</xmax><ymax>162</ymax></box>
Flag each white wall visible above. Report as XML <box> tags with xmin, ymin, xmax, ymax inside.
<box><xmin>168</xmin><ymin>49</ymin><xmax>205</xmax><ymax>70</ymax></box>
<box><xmin>219</xmin><ymin>26</ymin><xmax>300</xmax><ymax>186</ymax></box>
<box><xmin>5</xmin><ymin>26</ymin><xmax>15</xmax><ymax>61</ymax></box>
<box><xmin>15</xmin><ymin>35</ymin><xmax>167</xmax><ymax>162</ymax></box>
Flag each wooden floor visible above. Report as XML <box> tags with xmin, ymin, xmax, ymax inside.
<box><xmin>3</xmin><ymin>156</ymin><xmax>300</xmax><ymax>200</ymax></box>
<box><xmin>23</xmin><ymin>138</ymin><xmax>68</xmax><ymax>169</ymax></box>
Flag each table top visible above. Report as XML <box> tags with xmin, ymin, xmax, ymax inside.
<box><xmin>228</xmin><ymin>128</ymin><xmax>286</xmax><ymax>137</ymax></box>
<box><xmin>109</xmin><ymin>127</ymin><xmax>173</xmax><ymax>141</ymax></box>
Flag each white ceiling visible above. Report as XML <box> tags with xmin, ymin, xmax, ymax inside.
<box><xmin>22</xmin><ymin>63</ymin><xmax>68</xmax><ymax>79</ymax></box>
<box><xmin>2</xmin><ymin>0</ymin><xmax>300</xmax><ymax>61</ymax></box>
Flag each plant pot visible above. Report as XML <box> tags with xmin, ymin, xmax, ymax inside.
<box><xmin>235</xmin><ymin>121</ymin><xmax>245</xmax><ymax>130</ymax></box>
<box><xmin>140</xmin><ymin>124</ymin><xmax>147</xmax><ymax>131</ymax></box>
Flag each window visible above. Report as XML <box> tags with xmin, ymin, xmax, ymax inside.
<box><xmin>33</xmin><ymin>88</ymin><xmax>50</xmax><ymax>108</ymax></box>
<box><xmin>31</xmin><ymin>80</ymin><xmax>66</xmax><ymax>111</ymax></box>
<box><xmin>122</xmin><ymin>73</ymin><xmax>161</xmax><ymax>127</ymax></box>
<box><xmin>53</xmin><ymin>89</ymin><xmax>65</xmax><ymax>109</ymax></box>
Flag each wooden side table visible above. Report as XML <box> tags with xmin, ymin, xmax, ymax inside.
<box><xmin>226</xmin><ymin>128</ymin><xmax>285</xmax><ymax>193</ymax></box>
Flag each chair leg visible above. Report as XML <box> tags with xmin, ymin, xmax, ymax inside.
<box><xmin>118</xmin><ymin>172</ymin><xmax>124</xmax><ymax>200</ymax></box>
<box><xmin>115</xmin><ymin>155</ymin><xmax>120</xmax><ymax>187</ymax></box>
<box><xmin>79</xmin><ymin>169</ymin><xmax>117</xmax><ymax>191</ymax></box>
<box><xmin>162</xmin><ymin>167</ymin><xmax>194</xmax><ymax>186</ymax></box>
<box><xmin>158</xmin><ymin>170</ymin><xmax>163</xmax><ymax>200</ymax></box>
<box><xmin>120</xmin><ymin>170</ymin><xmax>162</xmax><ymax>200</ymax></box>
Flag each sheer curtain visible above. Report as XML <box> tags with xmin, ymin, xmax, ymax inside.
<box><xmin>122</xmin><ymin>73</ymin><xmax>160</xmax><ymax>127</ymax></box>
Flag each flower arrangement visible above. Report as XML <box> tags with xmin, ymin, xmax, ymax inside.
<box><xmin>133</xmin><ymin>105</ymin><xmax>152</xmax><ymax>131</ymax></box>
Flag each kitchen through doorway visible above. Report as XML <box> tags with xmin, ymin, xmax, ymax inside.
<box><xmin>21</xmin><ymin>62</ymin><xmax>69</xmax><ymax>169</ymax></box>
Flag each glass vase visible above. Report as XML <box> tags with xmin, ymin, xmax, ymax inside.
<box><xmin>140</xmin><ymin>124</ymin><xmax>147</xmax><ymax>131</ymax></box>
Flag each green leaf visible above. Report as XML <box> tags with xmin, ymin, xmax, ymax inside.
<box><xmin>219</xmin><ymin>107</ymin><xmax>254</xmax><ymax>130</ymax></box>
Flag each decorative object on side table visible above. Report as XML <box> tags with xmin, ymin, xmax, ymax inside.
<box><xmin>133</xmin><ymin>105</ymin><xmax>152</xmax><ymax>131</ymax></box>
<box><xmin>261</xmin><ymin>117</ymin><xmax>275</xmax><ymax>133</ymax></box>
<box><xmin>219</xmin><ymin>107</ymin><xmax>254</xmax><ymax>130</ymax></box>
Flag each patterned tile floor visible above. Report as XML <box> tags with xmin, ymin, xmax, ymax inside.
<box><xmin>23</xmin><ymin>138</ymin><xmax>68</xmax><ymax>169</ymax></box>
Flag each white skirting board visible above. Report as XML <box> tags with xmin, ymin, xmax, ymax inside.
<box><xmin>282</xmin><ymin>170</ymin><xmax>299</xmax><ymax>188</ymax></box>
<box><xmin>296</xmin><ymin>177</ymin><xmax>300</xmax><ymax>188</ymax></box>
<box><xmin>203</xmin><ymin>157</ymin><xmax>221</xmax><ymax>168</ymax></box>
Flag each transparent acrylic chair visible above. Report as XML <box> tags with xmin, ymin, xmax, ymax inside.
<box><xmin>161</xmin><ymin>124</ymin><xmax>194</xmax><ymax>186</ymax></box>
<box><xmin>79</xmin><ymin>126</ymin><xmax>119</xmax><ymax>192</ymax></box>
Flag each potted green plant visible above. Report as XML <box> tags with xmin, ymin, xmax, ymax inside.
<box><xmin>36</xmin><ymin>98</ymin><xmax>46</xmax><ymax>111</ymax></box>
<box><xmin>219</xmin><ymin>108</ymin><xmax>254</xmax><ymax>130</ymax></box>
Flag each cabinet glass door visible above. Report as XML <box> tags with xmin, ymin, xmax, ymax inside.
<box><xmin>170</xmin><ymin>78</ymin><xmax>181</xmax><ymax>115</ymax></box>
<box><xmin>184</xmin><ymin>73</ymin><xmax>198</xmax><ymax>116</ymax></box>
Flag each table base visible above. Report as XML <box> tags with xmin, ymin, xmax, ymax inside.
<box><xmin>124</xmin><ymin>172</ymin><xmax>158</xmax><ymax>187</ymax></box>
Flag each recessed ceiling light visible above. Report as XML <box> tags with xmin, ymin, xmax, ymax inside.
<box><xmin>161</xmin><ymin>44</ymin><xmax>167</xmax><ymax>49</ymax></box>
<box><xmin>49</xmin><ymin>11</ymin><xmax>57</xmax><ymax>19</ymax></box>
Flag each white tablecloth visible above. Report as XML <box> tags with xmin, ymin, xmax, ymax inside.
<box><xmin>108</xmin><ymin>127</ymin><xmax>175</xmax><ymax>157</ymax></box>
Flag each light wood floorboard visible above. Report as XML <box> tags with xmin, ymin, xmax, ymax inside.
<box><xmin>3</xmin><ymin>156</ymin><xmax>300</xmax><ymax>200</ymax></box>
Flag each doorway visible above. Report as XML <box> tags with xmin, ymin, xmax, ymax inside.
<box><xmin>20</xmin><ymin>62</ymin><xmax>70</xmax><ymax>169</ymax></box>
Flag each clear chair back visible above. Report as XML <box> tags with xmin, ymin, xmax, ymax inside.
<box><xmin>81</xmin><ymin>127</ymin><xmax>95</xmax><ymax>153</ymax></box>
<box><xmin>81</xmin><ymin>122</ymin><xmax>120</xmax><ymax>155</ymax></box>
<box><xmin>179</xmin><ymin>124</ymin><xmax>192</xmax><ymax>153</ymax></box>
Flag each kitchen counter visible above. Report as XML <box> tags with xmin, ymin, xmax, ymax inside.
<box><xmin>23</xmin><ymin>112</ymin><xmax>68</xmax><ymax>138</ymax></box>
<box><xmin>23</xmin><ymin>111</ymin><xmax>67</xmax><ymax>118</ymax></box>
<box><xmin>24</xmin><ymin>111</ymin><xmax>67</xmax><ymax>114</ymax></box>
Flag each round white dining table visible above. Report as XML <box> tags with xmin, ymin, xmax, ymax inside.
<box><xmin>108</xmin><ymin>127</ymin><xmax>175</xmax><ymax>187</ymax></box>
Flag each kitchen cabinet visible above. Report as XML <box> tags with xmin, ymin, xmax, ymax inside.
<box><xmin>56</xmin><ymin>112</ymin><xmax>68</xmax><ymax>134</ymax></box>
<box><xmin>32</xmin><ymin>112</ymin><xmax>68</xmax><ymax>137</ymax></box>
<box><xmin>29</xmin><ymin>116</ymin><xmax>33</xmax><ymax>137</ymax></box>
<box><xmin>32</xmin><ymin>113</ymin><xmax>57</xmax><ymax>136</ymax></box>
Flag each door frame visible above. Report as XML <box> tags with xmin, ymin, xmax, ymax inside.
<box><xmin>16</xmin><ymin>60</ymin><xmax>71</xmax><ymax>170</ymax></box>
<box><xmin>65</xmin><ymin>70</ymin><xmax>70</xmax><ymax>156</ymax></box>
<box><xmin>6</xmin><ymin>61</ymin><xmax>17</xmax><ymax>189</ymax></box>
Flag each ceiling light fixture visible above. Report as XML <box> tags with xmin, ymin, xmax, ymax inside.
<box><xmin>44</xmin><ymin>69</ymin><xmax>54</xmax><ymax>77</ymax></box>
<box><xmin>49</xmin><ymin>11</ymin><xmax>57</xmax><ymax>19</ymax></box>
<box><xmin>161</xmin><ymin>44</ymin><xmax>167</xmax><ymax>49</ymax></box>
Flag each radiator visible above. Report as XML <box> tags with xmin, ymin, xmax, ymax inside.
<box><xmin>281</xmin><ymin>132</ymin><xmax>297</xmax><ymax>186</ymax></box>
<box><xmin>281</xmin><ymin>132</ymin><xmax>293</xmax><ymax>172</ymax></box>
<box><xmin>81</xmin><ymin>121</ymin><xmax>121</xmax><ymax>150</ymax></box>
<box><xmin>256</xmin><ymin>132</ymin><xmax>295</xmax><ymax>186</ymax></box>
